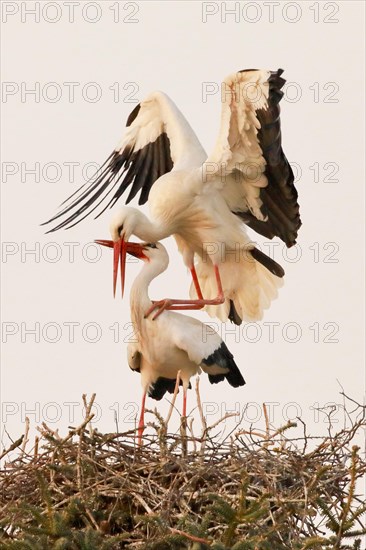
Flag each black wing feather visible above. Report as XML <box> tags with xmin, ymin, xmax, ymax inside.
<box><xmin>139</xmin><ymin>138</ymin><xmax>160</xmax><ymax>204</ymax></box>
<box><xmin>236</xmin><ymin>69</ymin><xmax>301</xmax><ymax>247</ymax></box>
<box><xmin>136</xmin><ymin>136</ymin><xmax>163</xmax><ymax>207</ymax></box>
<box><xmin>202</xmin><ymin>342</ymin><xmax>245</xmax><ymax>388</ymax></box>
<box><xmin>125</xmin><ymin>144</ymin><xmax>153</xmax><ymax>204</ymax></box>
<box><xmin>125</xmin><ymin>143</ymin><xmax>153</xmax><ymax>204</ymax></box>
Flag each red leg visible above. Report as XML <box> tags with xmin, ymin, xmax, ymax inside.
<box><xmin>182</xmin><ymin>386</ymin><xmax>187</xmax><ymax>417</ymax></box>
<box><xmin>213</xmin><ymin>264</ymin><xmax>224</xmax><ymax>300</ymax></box>
<box><xmin>137</xmin><ymin>391</ymin><xmax>146</xmax><ymax>446</ymax></box>
<box><xmin>190</xmin><ymin>266</ymin><xmax>203</xmax><ymax>300</ymax></box>
<box><xmin>164</xmin><ymin>305</ymin><xmax>204</xmax><ymax>311</ymax></box>
<box><xmin>145</xmin><ymin>265</ymin><xmax>225</xmax><ymax>320</ymax></box>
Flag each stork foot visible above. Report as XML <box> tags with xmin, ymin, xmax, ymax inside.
<box><xmin>145</xmin><ymin>299</ymin><xmax>173</xmax><ymax>320</ymax></box>
<box><xmin>144</xmin><ymin>294</ymin><xmax>225</xmax><ymax>320</ymax></box>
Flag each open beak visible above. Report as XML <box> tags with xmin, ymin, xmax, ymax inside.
<box><xmin>95</xmin><ymin>239</ymin><xmax>145</xmax><ymax>298</ymax></box>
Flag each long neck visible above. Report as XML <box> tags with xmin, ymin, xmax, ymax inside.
<box><xmin>130</xmin><ymin>269</ymin><xmax>152</xmax><ymax>314</ymax></box>
<box><xmin>134</xmin><ymin>212</ymin><xmax>173</xmax><ymax>242</ymax></box>
<box><xmin>130</xmin><ymin>261</ymin><xmax>162</xmax><ymax>321</ymax></box>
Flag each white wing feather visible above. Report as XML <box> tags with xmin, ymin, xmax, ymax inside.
<box><xmin>166</xmin><ymin>313</ymin><xmax>223</xmax><ymax>365</ymax></box>
<box><xmin>117</xmin><ymin>91</ymin><xmax>206</xmax><ymax>170</ymax></box>
<box><xmin>202</xmin><ymin>70</ymin><xmax>271</xmax><ymax>221</ymax></box>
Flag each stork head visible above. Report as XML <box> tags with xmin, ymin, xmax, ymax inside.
<box><xmin>109</xmin><ymin>206</ymin><xmax>141</xmax><ymax>243</ymax></box>
<box><xmin>95</xmin><ymin>238</ymin><xmax>169</xmax><ymax>298</ymax></box>
<box><xmin>130</xmin><ymin>242</ymin><xmax>169</xmax><ymax>267</ymax></box>
<box><xmin>96</xmin><ymin>207</ymin><xmax>148</xmax><ymax>298</ymax></box>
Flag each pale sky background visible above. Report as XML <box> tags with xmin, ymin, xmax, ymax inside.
<box><xmin>1</xmin><ymin>1</ymin><xmax>365</xmax><ymax>450</ymax></box>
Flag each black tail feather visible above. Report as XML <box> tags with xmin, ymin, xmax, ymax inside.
<box><xmin>229</xmin><ymin>299</ymin><xmax>242</xmax><ymax>325</ymax></box>
<box><xmin>250</xmin><ymin>247</ymin><xmax>285</xmax><ymax>278</ymax></box>
<box><xmin>148</xmin><ymin>377</ymin><xmax>191</xmax><ymax>401</ymax></box>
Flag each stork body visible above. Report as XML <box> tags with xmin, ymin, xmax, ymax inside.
<box><xmin>109</xmin><ymin>179</ymin><xmax>284</xmax><ymax>322</ymax></box>
<box><xmin>45</xmin><ymin>69</ymin><xmax>301</xmax><ymax>323</ymax></box>
<box><xmin>120</xmin><ymin>242</ymin><xmax>245</xmax><ymax>443</ymax></box>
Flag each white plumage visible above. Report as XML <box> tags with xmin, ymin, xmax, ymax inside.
<box><xmin>45</xmin><ymin>69</ymin><xmax>301</xmax><ymax>324</ymax></box>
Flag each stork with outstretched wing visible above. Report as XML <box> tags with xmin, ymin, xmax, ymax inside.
<box><xmin>43</xmin><ymin>69</ymin><xmax>301</xmax><ymax>324</ymax></box>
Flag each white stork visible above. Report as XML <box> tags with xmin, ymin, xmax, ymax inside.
<box><xmin>44</xmin><ymin>69</ymin><xmax>301</xmax><ymax>324</ymax></box>
<box><xmin>95</xmin><ymin>239</ymin><xmax>245</xmax><ymax>444</ymax></box>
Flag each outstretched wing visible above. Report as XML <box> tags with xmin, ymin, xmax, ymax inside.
<box><xmin>203</xmin><ymin>69</ymin><xmax>301</xmax><ymax>247</ymax></box>
<box><xmin>42</xmin><ymin>92</ymin><xmax>191</xmax><ymax>232</ymax></box>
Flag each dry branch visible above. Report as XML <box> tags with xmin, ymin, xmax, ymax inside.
<box><xmin>0</xmin><ymin>393</ymin><xmax>365</xmax><ymax>549</ymax></box>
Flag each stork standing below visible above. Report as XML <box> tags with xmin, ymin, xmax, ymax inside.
<box><xmin>44</xmin><ymin>69</ymin><xmax>301</xmax><ymax>324</ymax></box>
<box><xmin>96</xmin><ymin>239</ymin><xmax>245</xmax><ymax>445</ymax></box>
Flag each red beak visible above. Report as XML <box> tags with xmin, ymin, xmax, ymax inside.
<box><xmin>95</xmin><ymin>239</ymin><xmax>146</xmax><ymax>297</ymax></box>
